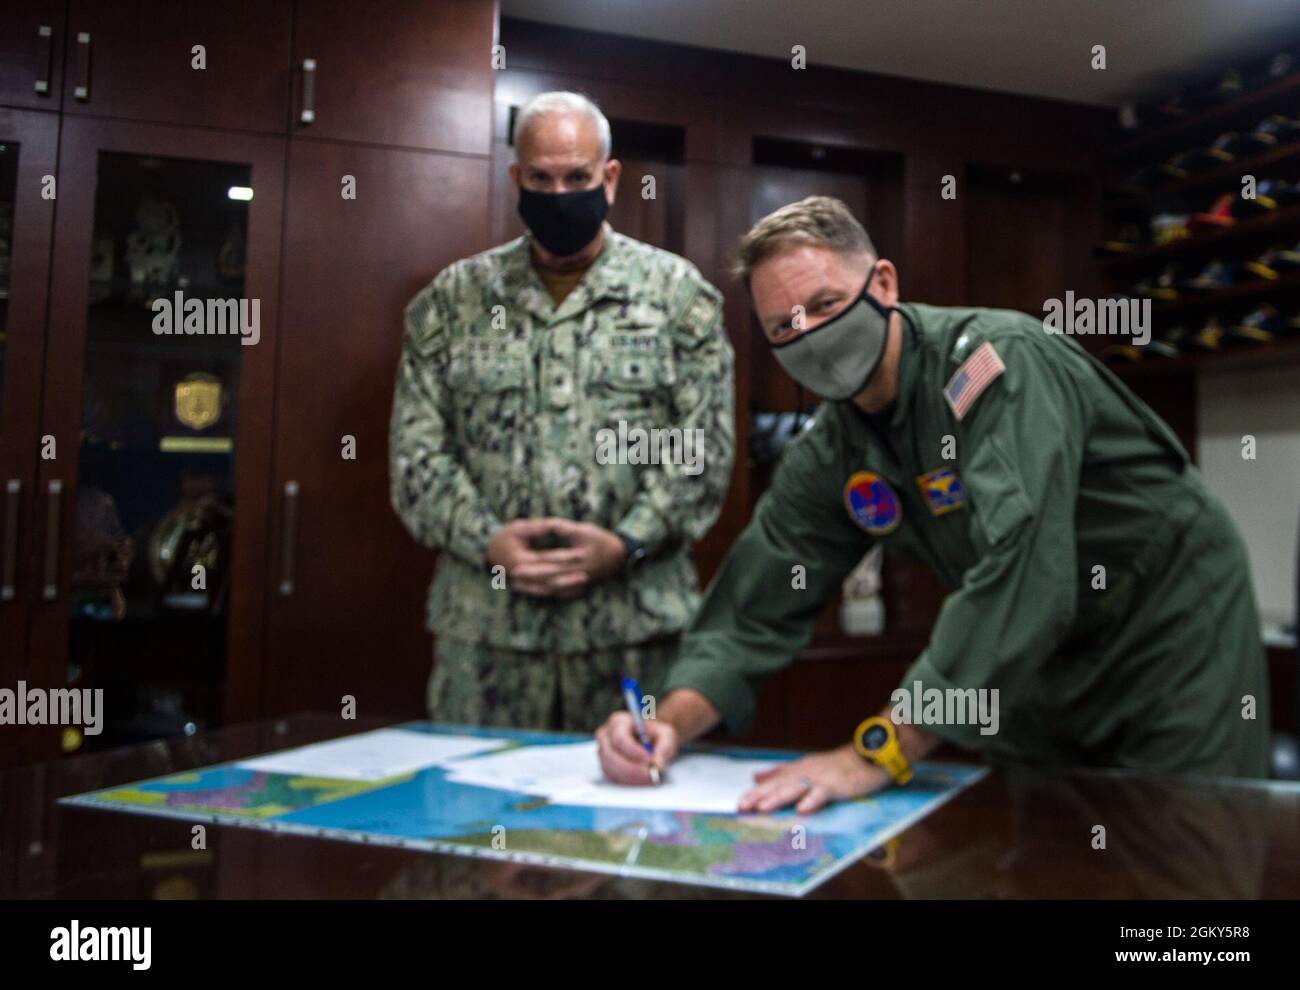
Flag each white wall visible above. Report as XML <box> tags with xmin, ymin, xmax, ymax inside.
<box><xmin>1197</xmin><ymin>364</ymin><xmax>1300</xmax><ymax>632</ymax></box>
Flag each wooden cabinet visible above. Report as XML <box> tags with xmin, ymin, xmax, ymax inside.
<box><xmin>0</xmin><ymin>0</ymin><xmax>499</xmax><ymax>765</ymax></box>
<box><xmin>0</xmin><ymin>1</ymin><xmax>66</xmax><ymax>110</ymax></box>
<box><xmin>264</xmin><ymin>138</ymin><xmax>489</xmax><ymax>720</ymax></box>
<box><xmin>23</xmin><ymin>117</ymin><xmax>286</xmax><ymax>763</ymax></box>
<box><xmin>61</xmin><ymin>0</ymin><xmax>293</xmax><ymax>133</ymax></box>
<box><xmin>0</xmin><ymin>108</ymin><xmax>58</xmax><ymax>768</ymax></box>
<box><xmin>290</xmin><ymin>0</ymin><xmax>494</xmax><ymax>153</ymax></box>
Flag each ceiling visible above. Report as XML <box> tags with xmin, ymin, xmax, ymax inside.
<box><xmin>500</xmin><ymin>0</ymin><xmax>1300</xmax><ymax>106</ymax></box>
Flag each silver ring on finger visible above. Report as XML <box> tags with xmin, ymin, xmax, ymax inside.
<box><xmin>800</xmin><ymin>777</ymin><xmax>813</xmax><ymax>792</ymax></box>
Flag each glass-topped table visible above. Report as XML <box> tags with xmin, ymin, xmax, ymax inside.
<box><xmin>3</xmin><ymin>714</ymin><xmax>1298</xmax><ymax>899</ymax></box>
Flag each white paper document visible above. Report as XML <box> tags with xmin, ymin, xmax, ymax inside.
<box><xmin>236</xmin><ymin>729</ymin><xmax>508</xmax><ymax>782</ymax></box>
<box><xmin>443</xmin><ymin>741</ymin><xmax>600</xmax><ymax>795</ymax></box>
<box><xmin>556</xmin><ymin>754</ymin><xmax>777</xmax><ymax>814</ymax></box>
<box><xmin>445</xmin><ymin>741</ymin><xmax>776</xmax><ymax>814</ymax></box>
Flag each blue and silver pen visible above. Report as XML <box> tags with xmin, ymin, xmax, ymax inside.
<box><xmin>621</xmin><ymin>676</ymin><xmax>661</xmax><ymax>785</ymax></box>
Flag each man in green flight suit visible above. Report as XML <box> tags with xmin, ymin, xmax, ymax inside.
<box><xmin>596</xmin><ymin>195</ymin><xmax>1271</xmax><ymax>809</ymax></box>
<box><xmin>389</xmin><ymin>92</ymin><xmax>734</xmax><ymax>732</ymax></box>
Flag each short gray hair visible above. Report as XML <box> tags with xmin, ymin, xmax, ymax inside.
<box><xmin>733</xmin><ymin>195</ymin><xmax>876</xmax><ymax>287</ymax></box>
<box><xmin>513</xmin><ymin>91</ymin><xmax>612</xmax><ymax>160</ymax></box>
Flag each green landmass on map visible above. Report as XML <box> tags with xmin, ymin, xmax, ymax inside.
<box><xmin>452</xmin><ymin>827</ymin><xmax>735</xmax><ymax>874</ymax></box>
<box><xmin>93</xmin><ymin>773</ymin><xmax>397</xmax><ymax>819</ymax></box>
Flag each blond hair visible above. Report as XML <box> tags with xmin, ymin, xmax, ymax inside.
<box><xmin>733</xmin><ymin>196</ymin><xmax>875</xmax><ymax>286</ymax></box>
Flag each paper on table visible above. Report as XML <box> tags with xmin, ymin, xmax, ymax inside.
<box><xmin>555</xmin><ymin>754</ymin><xmax>777</xmax><ymax>814</ymax></box>
<box><xmin>236</xmin><ymin>729</ymin><xmax>508</xmax><ymax>782</ymax></box>
<box><xmin>445</xmin><ymin>741</ymin><xmax>776</xmax><ymax>814</ymax></box>
<box><xmin>444</xmin><ymin>741</ymin><xmax>600</xmax><ymax>795</ymax></box>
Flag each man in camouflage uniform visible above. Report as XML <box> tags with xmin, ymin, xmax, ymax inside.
<box><xmin>389</xmin><ymin>92</ymin><xmax>734</xmax><ymax>732</ymax></box>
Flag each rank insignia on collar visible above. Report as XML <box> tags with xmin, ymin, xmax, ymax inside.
<box><xmin>916</xmin><ymin>467</ymin><xmax>966</xmax><ymax>516</ymax></box>
<box><xmin>844</xmin><ymin>471</ymin><xmax>901</xmax><ymax>535</ymax></box>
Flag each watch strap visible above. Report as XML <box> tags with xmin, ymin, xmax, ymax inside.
<box><xmin>615</xmin><ymin>530</ymin><xmax>647</xmax><ymax>569</ymax></box>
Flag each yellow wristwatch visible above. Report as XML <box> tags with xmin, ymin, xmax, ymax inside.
<box><xmin>853</xmin><ymin>716</ymin><xmax>913</xmax><ymax>785</ymax></box>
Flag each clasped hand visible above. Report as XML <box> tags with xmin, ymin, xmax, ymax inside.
<box><xmin>487</xmin><ymin>517</ymin><xmax>627</xmax><ymax>598</ymax></box>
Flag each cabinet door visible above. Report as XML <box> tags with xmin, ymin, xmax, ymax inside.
<box><xmin>291</xmin><ymin>0</ymin><xmax>494</xmax><ymax>153</ymax></box>
<box><xmin>0</xmin><ymin>108</ymin><xmax>57</xmax><ymax>768</ymax></box>
<box><xmin>24</xmin><ymin>117</ymin><xmax>286</xmax><ymax>764</ymax></box>
<box><xmin>0</xmin><ymin>1</ymin><xmax>65</xmax><ymax>111</ymax></box>
<box><xmin>62</xmin><ymin>0</ymin><xmax>292</xmax><ymax>133</ymax></box>
<box><xmin>266</xmin><ymin>139</ymin><xmax>488</xmax><ymax>719</ymax></box>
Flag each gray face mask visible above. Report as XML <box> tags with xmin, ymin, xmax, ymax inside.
<box><xmin>771</xmin><ymin>263</ymin><xmax>892</xmax><ymax>401</ymax></box>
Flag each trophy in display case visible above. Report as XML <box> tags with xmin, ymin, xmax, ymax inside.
<box><xmin>147</xmin><ymin>480</ymin><xmax>233</xmax><ymax>613</ymax></box>
<box><xmin>125</xmin><ymin>193</ymin><xmax>181</xmax><ymax>304</ymax></box>
<box><xmin>161</xmin><ymin>370</ymin><xmax>232</xmax><ymax>454</ymax></box>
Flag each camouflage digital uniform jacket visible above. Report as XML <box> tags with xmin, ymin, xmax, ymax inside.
<box><xmin>389</xmin><ymin>223</ymin><xmax>735</xmax><ymax>652</ymax></box>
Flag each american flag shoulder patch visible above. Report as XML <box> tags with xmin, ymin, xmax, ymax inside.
<box><xmin>943</xmin><ymin>341</ymin><xmax>1006</xmax><ymax>421</ymax></box>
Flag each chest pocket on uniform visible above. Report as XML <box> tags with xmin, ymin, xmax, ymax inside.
<box><xmin>449</xmin><ymin>343</ymin><xmax>528</xmax><ymax>393</ymax></box>
<box><xmin>588</xmin><ymin>337</ymin><xmax>676</xmax><ymax>423</ymax></box>
<box><xmin>447</xmin><ymin>343</ymin><xmax>529</xmax><ymax>446</ymax></box>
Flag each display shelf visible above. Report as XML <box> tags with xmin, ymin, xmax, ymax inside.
<box><xmin>1099</xmin><ymin>203</ymin><xmax>1300</xmax><ymax>272</ymax></box>
<box><xmin>1110</xmin><ymin>330</ymin><xmax>1300</xmax><ymax>379</ymax></box>
<box><xmin>1110</xmin><ymin>69</ymin><xmax>1300</xmax><ymax>162</ymax></box>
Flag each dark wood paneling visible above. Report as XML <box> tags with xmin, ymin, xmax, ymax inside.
<box><xmin>0</xmin><ymin>0</ymin><xmax>66</xmax><ymax>111</ymax></box>
<box><xmin>1119</xmin><ymin>368</ymin><xmax>1199</xmax><ymax>460</ymax></box>
<box><xmin>290</xmin><ymin>0</ymin><xmax>495</xmax><ymax>154</ymax></box>
<box><xmin>607</xmin><ymin>157</ymin><xmax>684</xmax><ymax>250</ymax></box>
<box><xmin>266</xmin><ymin>139</ymin><xmax>490</xmax><ymax>721</ymax></box>
<box><xmin>493</xmin><ymin>67</ymin><xmax>723</xmax><ymax>154</ymax></box>
<box><xmin>62</xmin><ymin>0</ymin><xmax>293</xmax><ymax>133</ymax></box>
<box><xmin>687</xmin><ymin>159</ymin><xmax>750</xmax><ymax>585</ymax></box>
<box><xmin>900</xmin><ymin>153</ymin><xmax>963</xmax><ymax>305</ymax></box>
<box><xmin>499</xmin><ymin>18</ymin><xmax>1116</xmax><ymax>169</ymax></box>
<box><xmin>965</xmin><ymin>171</ymin><xmax>1069</xmax><ymax>315</ymax></box>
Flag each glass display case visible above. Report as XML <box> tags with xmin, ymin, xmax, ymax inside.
<box><xmin>0</xmin><ymin>108</ymin><xmax>60</xmax><ymax>770</ymax></box>
<box><xmin>22</xmin><ymin>118</ymin><xmax>284</xmax><ymax>763</ymax></box>
<box><xmin>63</xmin><ymin>152</ymin><xmax>252</xmax><ymax>752</ymax></box>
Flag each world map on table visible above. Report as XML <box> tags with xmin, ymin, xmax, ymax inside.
<box><xmin>60</xmin><ymin>723</ymin><xmax>986</xmax><ymax>896</ymax></box>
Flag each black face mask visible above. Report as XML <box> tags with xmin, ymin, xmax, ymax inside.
<box><xmin>517</xmin><ymin>185</ymin><xmax>609</xmax><ymax>257</ymax></box>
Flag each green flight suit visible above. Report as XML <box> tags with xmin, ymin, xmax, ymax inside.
<box><xmin>389</xmin><ymin>224</ymin><xmax>735</xmax><ymax>729</ymax></box>
<box><xmin>663</xmin><ymin>302</ymin><xmax>1271</xmax><ymax>778</ymax></box>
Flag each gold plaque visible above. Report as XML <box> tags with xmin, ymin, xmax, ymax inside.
<box><xmin>173</xmin><ymin>372</ymin><xmax>224</xmax><ymax>431</ymax></box>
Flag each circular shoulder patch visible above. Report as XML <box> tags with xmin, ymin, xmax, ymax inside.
<box><xmin>843</xmin><ymin>471</ymin><xmax>901</xmax><ymax>535</ymax></box>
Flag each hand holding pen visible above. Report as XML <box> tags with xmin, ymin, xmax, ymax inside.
<box><xmin>621</xmin><ymin>676</ymin><xmax>663</xmax><ymax>785</ymax></box>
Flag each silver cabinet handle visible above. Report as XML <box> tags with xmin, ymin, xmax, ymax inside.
<box><xmin>1</xmin><ymin>480</ymin><xmax>19</xmax><ymax>600</ymax></box>
<box><xmin>34</xmin><ymin>25</ymin><xmax>52</xmax><ymax>95</ymax></box>
<box><xmin>278</xmin><ymin>481</ymin><xmax>299</xmax><ymax>596</ymax></box>
<box><xmin>42</xmin><ymin>480</ymin><xmax>62</xmax><ymax>601</ymax></box>
<box><xmin>300</xmin><ymin>58</ymin><xmax>316</xmax><ymax>124</ymax></box>
<box><xmin>73</xmin><ymin>31</ymin><xmax>91</xmax><ymax>101</ymax></box>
